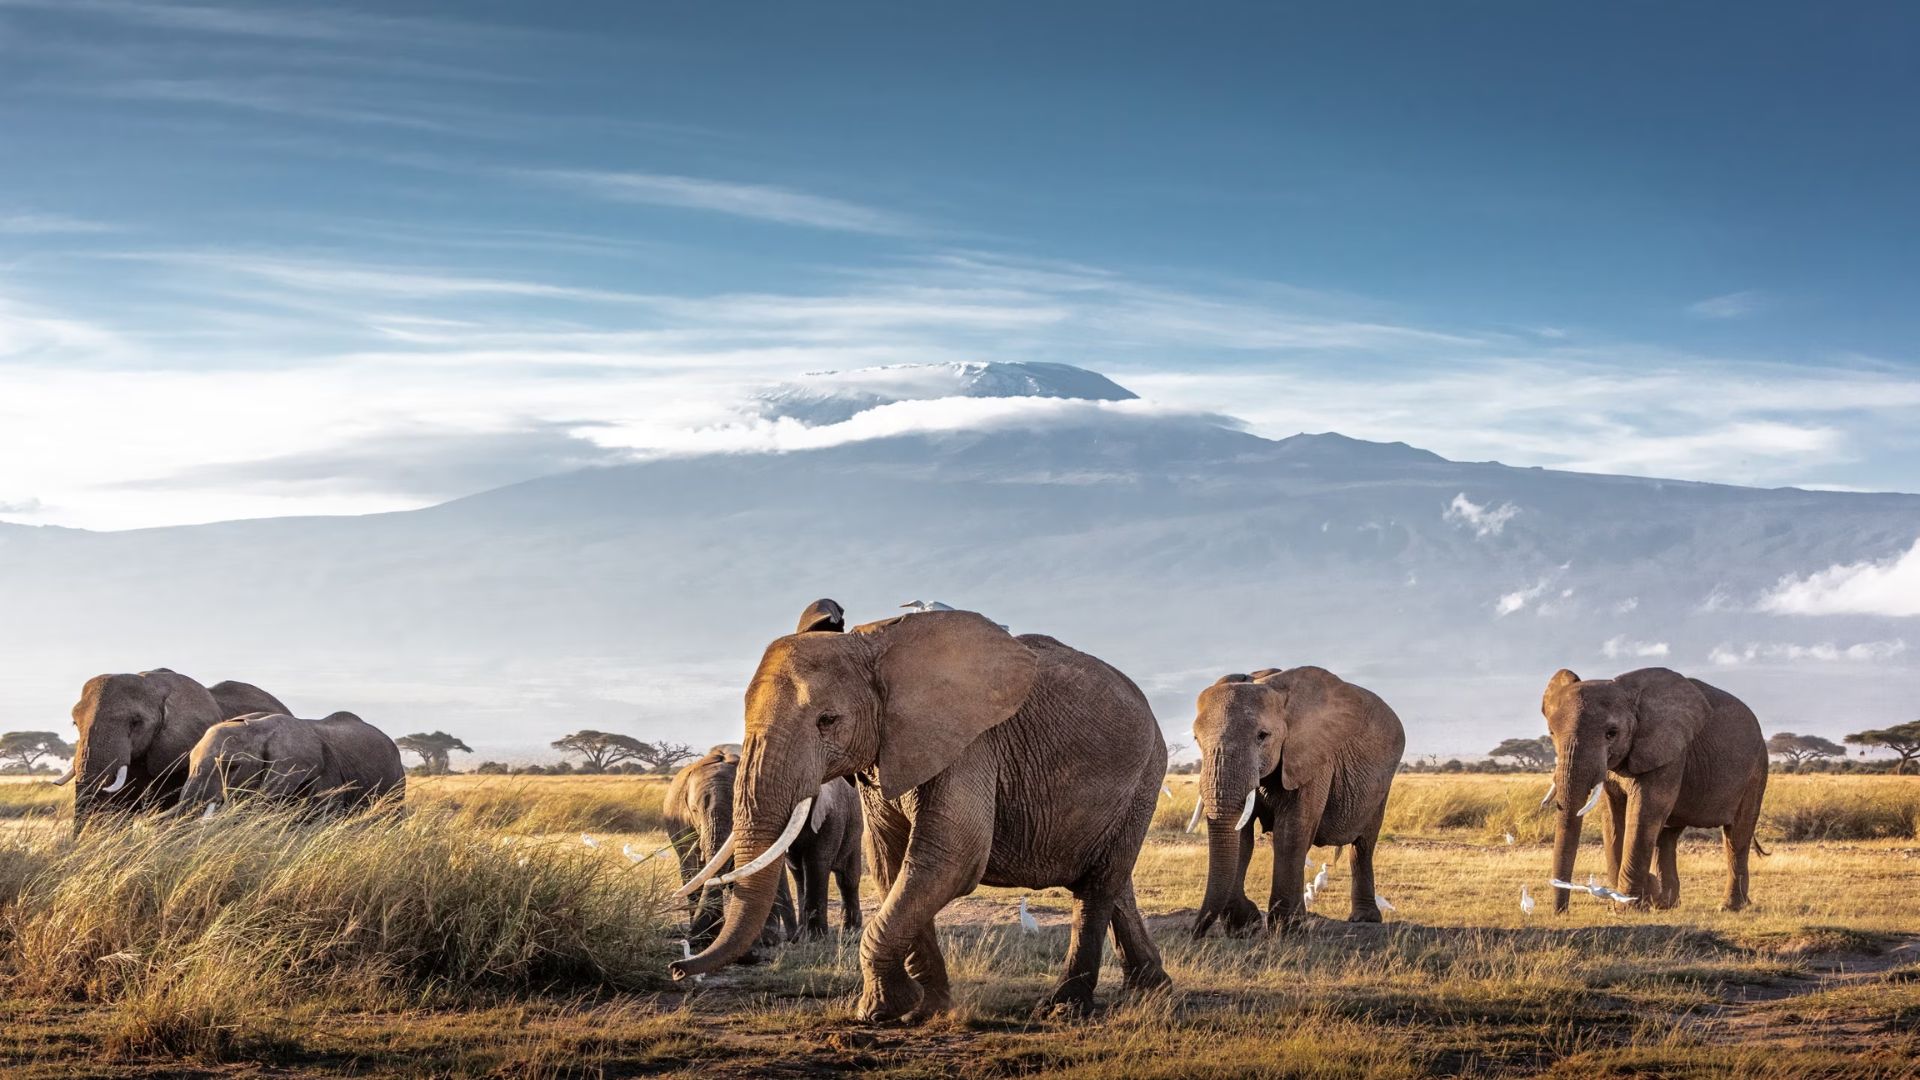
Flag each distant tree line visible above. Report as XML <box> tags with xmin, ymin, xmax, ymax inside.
<box><xmin>389</xmin><ymin>728</ymin><xmax>697</xmax><ymax>776</ymax></box>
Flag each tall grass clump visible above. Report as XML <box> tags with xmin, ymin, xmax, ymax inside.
<box><xmin>0</xmin><ymin>777</ymin><xmax>67</xmax><ymax>820</ymax></box>
<box><xmin>1380</xmin><ymin>776</ymin><xmax>1557</xmax><ymax>843</ymax></box>
<box><xmin>1762</xmin><ymin>777</ymin><xmax>1920</xmax><ymax>840</ymax></box>
<box><xmin>0</xmin><ymin>803</ymin><xmax>677</xmax><ymax>1058</ymax></box>
<box><xmin>416</xmin><ymin>776</ymin><xmax>670</xmax><ymax>835</ymax></box>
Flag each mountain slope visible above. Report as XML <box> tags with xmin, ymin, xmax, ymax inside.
<box><xmin>2</xmin><ymin>366</ymin><xmax>1915</xmax><ymax>759</ymax></box>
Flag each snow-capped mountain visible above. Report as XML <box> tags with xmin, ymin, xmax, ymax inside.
<box><xmin>2</xmin><ymin>362</ymin><xmax>1914</xmax><ymax>760</ymax></box>
<box><xmin>753</xmin><ymin>360</ymin><xmax>1137</xmax><ymax>424</ymax></box>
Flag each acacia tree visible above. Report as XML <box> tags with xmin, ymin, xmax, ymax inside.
<box><xmin>552</xmin><ymin>731</ymin><xmax>696</xmax><ymax>773</ymax></box>
<box><xmin>1487</xmin><ymin>736</ymin><xmax>1555</xmax><ymax>770</ymax></box>
<box><xmin>552</xmin><ymin>730</ymin><xmax>646</xmax><ymax>771</ymax></box>
<box><xmin>1845</xmin><ymin>721</ymin><xmax>1920</xmax><ymax>775</ymax></box>
<box><xmin>1767</xmin><ymin>732</ymin><xmax>1847</xmax><ymax>771</ymax></box>
<box><xmin>0</xmin><ymin>731</ymin><xmax>75</xmax><ymax>773</ymax></box>
<box><xmin>395</xmin><ymin>731</ymin><xmax>473</xmax><ymax>774</ymax></box>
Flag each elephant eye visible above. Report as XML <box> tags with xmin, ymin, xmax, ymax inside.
<box><xmin>1605</xmin><ymin>726</ymin><xmax>1618</xmax><ymax>739</ymax></box>
<box><xmin>817</xmin><ymin>713</ymin><xmax>840</xmax><ymax>729</ymax></box>
<box><xmin>1255</xmin><ymin>730</ymin><xmax>1269</xmax><ymax>741</ymax></box>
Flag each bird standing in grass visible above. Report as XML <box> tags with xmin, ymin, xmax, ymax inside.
<box><xmin>1504</xmin><ymin>831</ymin><xmax>1517</xmax><ymax>846</ymax></box>
<box><xmin>1018</xmin><ymin>896</ymin><xmax>1040</xmax><ymax>934</ymax></box>
<box><xmin>1520</xmin><ymin>884</ymin><xmax>1535</xmax><ymax>916</ymax></box>
<box><xmin>1375</xmin><ymin>894</ymin><xmax>1394</xmax><ymax>913</ymax></box>
<box><xmin>1312</xmin><ymin>862</ymin><xmax>1330</xmax><ymax>893</ymax></box>
<box><xmin>580</xmin><ymin>833</ymin><xmax>600</xmax><ymax>849</ymax></box>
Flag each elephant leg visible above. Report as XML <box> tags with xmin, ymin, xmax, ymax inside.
<box><xmin>1047</xmin><ymin>877</ymin><xmax>1120</xmax><ymax>1014</ymax></box>
<box><xmin>857</xmin><ymin>782</ymin><xmax>989</xmax><ymax>1023</ymax></box>
<box><xmin>798</xmin><ymin>848</ymin><xmax>832</xmax><ymax>941</ymax></box>
<box><xmin>1108</xmin><ymin>880</ymin><xmax>1171</xmax><ymax>993</ymax></box>
<box><xmin>1266</xmin><ymin>785</ymin><xmax>1325</xmax><ymax>933</ymax></box>
<box><xmin>1619</xmin><ymin>779</ymin><xmax>1675</xmax><ymax>910</ymax></box>
<box><xmin>837</xmin><ymin>852</ymin><xmax>864</xmax><ymax>933</ymax></box>
<box><xmin>1601</xmin><ymin>782</ymin><xmax>1628</xmax><ymax>890</ymax></box>
<box><xmin>1721</xmin><ymin>777</ymin><xmax>1764</xmax><ymax>912</ymax></box>
<box><xmin>1345</xmin><ymin>817</ymin><xmax>1383</xmax><ymax>923</ymax></box>
<box><xmin>1653</xmin><ymin>825</ymin><xmax>1683</xmax><ymax>909</ymax></box>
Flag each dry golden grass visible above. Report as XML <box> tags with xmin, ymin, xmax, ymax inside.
<box><xmin>0</xmin><ymin>771</ymin><xmax>1915</xmax><ymax>1077</ymax></box>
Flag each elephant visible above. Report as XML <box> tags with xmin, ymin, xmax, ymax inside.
<box><xmin>1542</xmin><ymin>667</ymin><xmax>1768</xmax><ymax>913</ymax></box>
<box><xmin>175</xmin><ymin>711</ymin><xmax>406</xmax><ymax>817</ymax></box>
<box><xmin>670</xmin><ymin>610</ymin><xmax>1170</xmax><ymax>1022</ymax></box>
<box><xmin>786</xmin><ymin>775</ymin><xmax>864</xmax><ymax>940</ymax></box>
<box><xmin>1191</xmin><ymin>667</ymin><xmax>1405</xmax><ymax>935</ymax></box>
<box><xmin>63</xmin><ymin>669</ymin><xmax>288</xmax><ymax>827</ymax></box>
<box><xmin>663</xmin><ymin>748</ymin><xmax>799</xmax><ymax>948</ymax></box>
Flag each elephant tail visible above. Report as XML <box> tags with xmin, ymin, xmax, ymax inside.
<box><xmin>1751</xmin><ymin>838</ymin><xmax>1772</xmax><ymax>857</ymax></box>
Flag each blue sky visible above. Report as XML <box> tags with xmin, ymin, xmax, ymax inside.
<box><xmin>3</xmin><ymin>1</ymin><xmax>1918</xmax><ymax>528</ymax></box>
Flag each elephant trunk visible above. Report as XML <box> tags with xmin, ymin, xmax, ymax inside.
<box><xmin>1193</xmin><ymin>819</ymin><xmax>1246</xmax><ymax>937</ymax></box>
<box><xmin>1193</xmin><ymin>744</ymin><xmax>1257</xmax><ymax>937</ymax></box>
<box><xmin>1549</xmin><ymin>745</ymin><xmax>1602</xmax><ymax>914</ymax></box>
<box><xmin>71</xmin><ymin>732</ymin><xmax>132</xmax><ymax>829</ymax></box>
<box><xmin>669</xmin><ymin>731</ymin><xmax>819</xmax><ymax>980</ymax></box>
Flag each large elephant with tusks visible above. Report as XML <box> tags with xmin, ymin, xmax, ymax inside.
<box><xmin>669</xmin><ymin>610</ymin><xmax>1170</xmax><ymax>1021</ymax></box>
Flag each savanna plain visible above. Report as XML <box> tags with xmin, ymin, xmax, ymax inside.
<box><xmin>0</xmin><ymin>772</ymin><xmax>1916</xmax><ymax>1079</ymax></box>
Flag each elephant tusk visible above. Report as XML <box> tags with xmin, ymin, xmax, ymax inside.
<box><xmin>1576</xmin><ymin>784</ymin><xmax>1603</xmax><ymax>817</ymax></box>
<box><xmin>673</xmin><ymin>834</ymin><xmax>737</xmax><ymax>899</ymax></box>
<box><xmin>1232</xmin><ymin>789</ymin><xmax>1257</xmax><ymax>831</ymax></box>
<box><xmin>716</xmin><ymin>798</ymin><xmax>814</xmax><ymax>886</ymax></box>
<box><xmin>101</xmin><ymin>765</ymin><xmax>129</xmax><ymax>794</ymax></box>
<box><xmin>52</xmin><ymin>766</ymin><xmax>75</xmax><ymax>786</ymax></box>
<box><xmin>1186</xmin><ymin>796</ymin><xmax>1203</xmax><ymax>834</ymax></box>
<box><xmin>1539</xmin><ymin>781</ymin><xmax>1556</xmax><ymax>809</ymax></box>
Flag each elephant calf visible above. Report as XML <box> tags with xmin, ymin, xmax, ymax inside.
<box><xmin>1191</xmin><ymin>667</ymin><xmax>1406</xmax><ymax>935</ymax></box>
<box><xmin>177</xmin><ymin>711</ymin><xmax>405</xmax><ymax>817</ymax></box>
<box><xmin>1542</xmin><ymin>667</ymin><xmax>1768</xmax><ymax>912</ymax></box>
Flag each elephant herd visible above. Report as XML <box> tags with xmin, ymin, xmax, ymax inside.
<box><xmin>663</xmin><ymin>600</ymin><xmax>1771</xmax><ymax>1022</ymax></box>
<box><xmin>53</xmin><ymin>600</ymin><xmax>1770</xmax><ymax>1022</ymax></box>
<box><xmin>58</xmin><ymin>667</ymin><xmax>405</xmax><ymax>825</ymax></box>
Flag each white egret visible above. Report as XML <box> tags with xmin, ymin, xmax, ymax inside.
<box><xmin>622</xmin><ymin>843</ymin><xmax>644</xmax><ymax>863</ymax></box>
<box><xmin>1375</xmin><ymin>894</ymin><xmax>1395</xmax><ymax>913</ymax></box>
<box><xmin>1311</xmin><ymin>862</ymin><xmax>1329</xmax><ymax>893</ymax></box>
<box><xmin>1520</xmin><ymin>884</ymin><xmax>1535</xmax><ymax>916</ymax></box>
<box><xmin>580</xmin><ymin>833</ymin><xmax>600</xmax><ymax>849</ymax></box>
<box><xmin>1504</xmin><ymin>831</ymin><xmax>1517</xmax><ymax>846</ymax></box>
<box><xmin>1018</xmin><ymin>896</ymin><xmax>1040</xmax><ymax>934</ymax></box>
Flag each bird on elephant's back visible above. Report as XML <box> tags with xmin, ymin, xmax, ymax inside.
<box><xmin>669</xmin><ymin>609</ymin><xmax>1171</xmax><ymax>1022</ymax></box>
<box><xmin>62</xmin><ymin>669</ymin><xmax>289</xmax><ymax>829</ymax></box>
<box><xmin>174</xmin><ymin>711</ymin><xmax>406</xmax><ymax>819</ymax></box>
<box><xmin>1189</xmin><ymin>666</ymin><xmax>1406</xmax><ymax>938</ymax></box>
<box><xmin>1540</xmin><ymin>667</ymin><xmax>1768</xmax><ymax>914</ymax></box>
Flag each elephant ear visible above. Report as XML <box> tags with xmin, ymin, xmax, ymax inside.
<box><xmin>150</xmin><ymin>671</ymin><xmax>225</xmax><ymax>770</ymax></box>
<box><xmin>1266</xmin><ymin>667</ymin><xmax>1346</xmax><ymax>792</ymax></box>
<box><xmin>1619</xmin><ymin>668</ymin><xmax>1710</xmax><ymax>773</ymax></box>
<box><xmin>862</xmin><ymin>610</ymin><xmax>1037</xmax><ymax>800</ymax></box>
<box><xmin>797</xmin><ymin>598</ymin><xmax>846</xmax><ymax>634</ymax></box>
<box><xmin>258</xmin><ymin>718</ymin><xmax>325</xmax><ymax>798</ymax></box>
<box><xmin>1542</xmin><ymin>668</ymin><xmax>1581</xmax><ymax>716</ymax></box>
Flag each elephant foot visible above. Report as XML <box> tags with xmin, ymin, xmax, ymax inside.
<box><xmin>1721</xmin><ymin>896</ymin><xmax>1750</xmax><ymax>913</ymax></box>
<box><xmin>1223</xmin><ymin>896</ymin><xmax>1263</xmax><ymax>937</ymax></box>
<box><xmin>1347</xmin><ymin>906</ymin><xmax>1383</xmax><ymax>924</ymax></box>
<box><xmin>1123</xmin><ymin>964</ymin><xmax>1172</xmax><ymax>994</ymax></box>
<box><xmin>1040</xmin><ymin>974</ymin><xmax>1098</xmax><ymax>1018</ymax></box>
<box><xmin>856</xmin><ymin>967</ymin><xmax>923</xmax><ymax>1024</ymax></box>
<box><xmin>904</xmin><ymin>984</ymin><xmax>952</xmax><ymax>1024</ymax></box>
<box><xmin>1265</xmin><ymin>905</ymin><xmax>1309</xmax><ymax>935</ymax></box>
